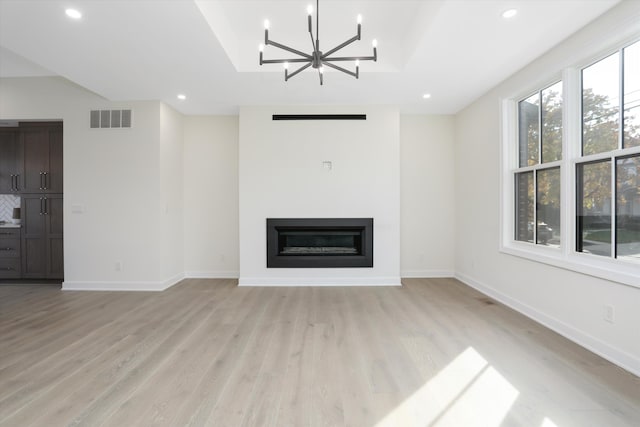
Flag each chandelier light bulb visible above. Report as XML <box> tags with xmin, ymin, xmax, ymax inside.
<box><xmin>502</xmin><ymin>9</ymin><xmax>517</xmax><ymax>19</ymax></box>
<box><xmin>264</xmin><ymin>19</ymin><xmax>270</xmax><ymax>29</ymax></box>
<box><xmin>355</xmin><ymin>59</ymin><xmax>360</xmax><ymax>67</ymax></box>
<box><xmin>357</xmin><ymin>14</ymin><xmax>362</xmax><ymax>24</ymax></box>
<box><xmin>319</xmin><ymin>66</ymin><xmax>324</xmax><ymax>74</ymax></box>
<box><xmin>307</xmin><ymin>5</ymin><xmax>313</xmax><ymax>15</ymax></box>
<box><xmin>259</xmin><ymin>44</ymin><xmax>265</xmax><ymax>52</ymax></box>
<box><xmin>372</xmin><ymin>39</ymin><xmax>378</xmax><ymax>48</ymax></box>
<box><xmin>65</xmin><ymin>8</ymin><xmax>82</xmax><ymax>19</ymax></box>
<box><xmin>283</xmin><ymin>62</ymin><xmax>289</xmax><ymax>70</ymax></box>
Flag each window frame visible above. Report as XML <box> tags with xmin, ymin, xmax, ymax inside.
<box><xmin>500</xmin><ymin>38</ymin><xmax>640</xmax><ymax>289</ymax></box>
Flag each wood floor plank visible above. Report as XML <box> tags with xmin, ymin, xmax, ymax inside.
<box><xmin>0</xmin><ymin>278</ymin><xmax>638</xmax><ymax>427</ymax></box>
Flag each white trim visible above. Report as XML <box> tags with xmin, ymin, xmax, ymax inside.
<box><xmin>238</xmin><ymin>276</ymin><xmax>401</xmax><ymax>287</ymax></box>
<box><xmin>184</xmin><ymin>270</ymin><xmax>240</xmax><ymax>279</ymax></box>
<box><xmin>401</xmin><ymin>270</ymin><xmax>454</xmax><ymax>278</ymax></box>
<box><xmin>501</xmin><ymin>244</ymin><xmax>640</xmax><ymax>288</ymax></box>
<box><xmin>454</xmin><ymin>271</ymin><xmax>640</xmax><ymax>378</ymax></box>
<box><xmin>162</xmin><ymin>272</ymin><xmax>186</xmax><ymax>289</ymax></box>
<box><xmin>62</xmin><ymin>272</ymin><xmax>185</xmax><ymax>292</ymax></box>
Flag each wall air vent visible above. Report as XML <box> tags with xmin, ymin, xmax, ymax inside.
<box><xmin>272</xmin><ymin>114</ymin><xmax>366</xmax><ymax>121</ymax></box>
<box><xmin>90</xmin><ymin>109</ymin><xmax>132</xmax><ymax>128</ymax></box>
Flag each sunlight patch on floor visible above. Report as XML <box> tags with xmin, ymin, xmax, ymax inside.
<box><xmin>375</xmin><ymin>347</ymin><xmax>519</xmax><ymax>426</ymax></box>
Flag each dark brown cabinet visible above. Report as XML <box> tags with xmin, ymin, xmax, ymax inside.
<box><xmin>21</xmin><ymin>194</ymin><xmax>63</xmax><ymax>279</ymax></box>
<box><xmin>0</xmin><ymin>122</ymin><xmax>63</xmax><ymax>281</ymax></box>
<box><xmin>0</xmin><ymin>228</ymin><xmax>22</xmax><ymax>279</ymax></box>
<box><xmin>21</xmin><ymin>124</ymin><xmax>63</xmax><ymax>194</ymax></box>
<box><xmin>0</xmin><ymin>129</ymin><xmax>22</xmax><ymax>193</ymax></box>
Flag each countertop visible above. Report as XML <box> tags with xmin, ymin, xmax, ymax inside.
<box><xmin>0</xmin><ymin>223</ymin><xmax>21</xmax><ymax>228</ymax></box>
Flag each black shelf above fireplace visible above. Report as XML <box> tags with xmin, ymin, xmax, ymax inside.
<box><xmin>267</xmin><ymin>218</ymin><xmax>373</xmax><ymax>268</ymax></box>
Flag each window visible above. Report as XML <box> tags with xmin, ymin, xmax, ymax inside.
<box><xmin>503</xmin><ymin>38</ymin><xmax>640</xmax><ymax>286</ymax></box>
<box><xmin>514</xmin><ymin>82</ymin><xmax>563</xmax><ymax>247</ymax></box>
<box><xmin>577</xmin><ymin>41</ymin><xmax>640</xmax><ymax>260</ymax></box>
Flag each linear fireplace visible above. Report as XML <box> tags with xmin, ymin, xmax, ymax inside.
<box><xmin>267</xmin><ymin>218</ymin><xmax>373</xmax><ymax>268</ymax></box>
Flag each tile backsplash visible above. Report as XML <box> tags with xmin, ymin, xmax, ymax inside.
<box><xmin>0</xmin><ymin>195</ymin><xmax>21</xmax><ymax>222</ymax></box>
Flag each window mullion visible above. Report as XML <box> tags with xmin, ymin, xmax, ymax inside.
<box><xmin>619</xmin><ymin>47</ymin><xmax>624</xmax><ymax>150</ymax></box>
<box><xmin>612</xmin><ymin>156</ymin><xmax>617</xmax><ymax>258</ymax></box>
<box><xmin>564</xmin><ymin>67</ymin><xmax>581</xmax><ymax>255</ymax></box>
<box><xmin>539</xmin><ymin>91</ymin><xmax>543</xmax><ymax>164</ymax></box>
<box><xmin>533</xmin><ymin>169</ymin><xmax>538</xmax><ymax>244</ymax></box>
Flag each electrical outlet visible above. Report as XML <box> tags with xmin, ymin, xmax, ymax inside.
<box><xmin>115</xmin><ymin>261</ymin><xmax>123</xmax><ymax>271</ymax></box>
<box><xmin>604</xmin><ymin>304</ymin><xmax>614</xmax><ymax>323</ymax></box>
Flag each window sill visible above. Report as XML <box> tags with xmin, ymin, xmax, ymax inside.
<box><xmin>500</xmin><ymin>242</ymin><xmax>640</xmax><ymax>289</ymax></box>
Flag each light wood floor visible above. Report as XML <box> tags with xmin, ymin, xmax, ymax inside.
<box><xmin>0</xmin><ymin>278</ymin><xmax>638</xmax><ymax>427</ymax></box>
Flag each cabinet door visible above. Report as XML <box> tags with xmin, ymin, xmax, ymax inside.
<box><xmin>46</xmin><ymin>195</ymin><xmax>64</xmax><ymax>279</ymax></box>
<box><xmin>0</xmin><ymin>130</ymin><xmax>21</xmax><ymax>192</ymax></box>
<box><xmin>48</xmin><ymin>127</ymin><xmax>63</xmax><ymax>193</ymax></box>
<box><xmin>21</xmin><ymin>195</ymin><xmax>47</xmax><ymax>278</ymax></box>
<box><xmin>22</xmin><ymin>128</ymin><xmax>50</xmax><ymax>193</ymax></box>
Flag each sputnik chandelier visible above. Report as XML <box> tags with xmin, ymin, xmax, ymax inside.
<box><xmin>258</xmin><ymin>0</ymin><xmax>378</xmax><ymax>85</ymax></box>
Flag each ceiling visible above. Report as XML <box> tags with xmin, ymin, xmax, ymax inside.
<box><xmin>0</xmin><ymin>0</ymin><xmax>621</xmax><ymax>115</ymax></box>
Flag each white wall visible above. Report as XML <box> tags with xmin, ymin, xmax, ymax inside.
<box><xmin>0</xmin><ymin>76</ymin><xmax>182</xmax><ymax>290</ymax></box>
<box><xmin>454</xmin><ymin>1</ymin><xmax>640</xmax><ymax>375</ymax></box>
<box><xmin>238</xmin><ymin>106</ymin><xmax>401</xmax><ymax>286</ymax></box>
<box><xmin>183</xmin><ymin>115</ymin><xmax>239</xmax><ymax>277</ymax></box>
<box><xmin>159</xmin><ymin>103</ymin><xmax>185</xmax><ymax>283</ymax></box>
<box><xmin>400</xmin><ymin>115</ymin><xmax>455</xmax><ymax>277</ymax></box>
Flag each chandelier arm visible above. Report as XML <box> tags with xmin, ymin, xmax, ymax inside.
<box><xmin>267</xmin><ymin>40</ymin><xmax>313</xmax><ymax>59</ymax></box>
<box><xmin>322</xmin><ymin>61</ymin><xmax>357</xmax><ymax>78</ymax></box>
<box><xmin>286</xmin><ymin>62</ymin><xmax>312</xmax><ymax>81</ymax></box>
<box><xmin>262</xmin><ymin>58</ymin><xmax>310</xmax><ymax>64</ymax></box>
<box><xmin>308</xmin><ymin>18</ymin><xmax>317</xmax><ymax>53</ymax></box>
<box><xmin>320</xmin><ymin>35</ymin><xmax>359</xmax><ymax>59</ymax></box>
<box><xmin>323</xmin><ymin>56</ymin><xmax>375</xmax><ymax>62</ymax></box>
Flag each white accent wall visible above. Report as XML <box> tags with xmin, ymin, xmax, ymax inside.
<box><xmin>454</xmin><ymin>2</ymin><xmax>640</xmax><ymax>375</ymax></box>
<box><xmin>238</xmin><ymin>106</ymin><xmax>401</xmax><ymax>286</ymax></box>
<box><xmin>183</xmin><ymin>116</ymin><xmax>239</xmax><ymax>278</ymax></box>
<box><xmin>400</xmin><ymin>115</ymin><xmax>455</xmax><ymax>278</ymax></box>
<box><xmin>159</xmin><ymin>103</ymin><xmax>185</xmax><ymax>285</ymax></box>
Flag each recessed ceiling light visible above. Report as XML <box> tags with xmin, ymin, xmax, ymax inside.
<box><xmin>423</xmin><ymin>93</ymin><xmax>432</xmax><ymax>99</ymax></box>
<box><xmin>177</xmin><ymin>94</ymin><xmax>186</xmax><ymax>100</ymax></box>
<box><xmin>65</xmin><ymin>8</ymin><xmax>82</xmax><ymax>19</ymax></box>
<box><xmin>502</xmin><ymin>9</ymin><xmax>517</xmax><ymax>19</ymax></box>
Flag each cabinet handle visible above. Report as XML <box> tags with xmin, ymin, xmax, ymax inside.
<box><xmin>44</xmin><ymin>197</ymin><xmax>48</xmax><ymax>215</ymax></box>
<box><xmin>16</xmin><ymin>174</ymin><xmax>20</xmax><ymax>191</ymax></box>
<box><xmin>10</xmin><ymin>174</ymin><xmax>16</xmax><ymax>192</ymax></box>
<box><xmin>39</xmin><ymin>172</ymin><xmax>44</xmax><ymax>190</ymax></box>
<box><xmin>43</xmin><ymin>172</ymin><xmax>48</xmax><ymax>190</ymax></box>
<box><xmin>40</xmin><ymin>197</ymin><xmax>44</xmax><ymax>215</ymax></box>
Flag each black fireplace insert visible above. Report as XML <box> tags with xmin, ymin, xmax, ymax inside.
<box><xmin>267</xmin><ymin>218</ymin><xmax>373</xmax><ymax>268</ymax></box>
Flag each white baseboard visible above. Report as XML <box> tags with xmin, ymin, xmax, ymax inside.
<box><xmin>184</xmin><ymin>270</ymin><xmax>239</xmax><ymax>279</ymax></box>
<box><xmin>454</xmin><ymin>271</ymin><xmax>640</xmax><ymax>378</ymax></box>
<box><xmin>401</xmin><ymin>270</ymin><xmax>454</xmax><ymax>278</ymax></box>
<box><xmin>62</xmin><ymin>272</ymin><xmax>185</xmax><ymax>292</ymax></box>
<box><xmin>238</xmin><ymin>276</ymin><xmax>402</xmax><ymax>287</ymax></box>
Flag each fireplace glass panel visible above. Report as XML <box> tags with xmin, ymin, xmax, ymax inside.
<box><xmin>266</xmin><ymin>218</ymin><xmax>373</xmax><ymax>268</ymax></box>
<box><xmin>278</xmin><ymin>230</ymin><xmax>362</xmax><ymax>255</ymax></box>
